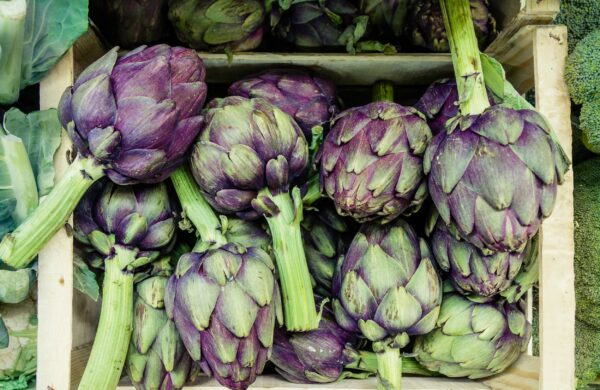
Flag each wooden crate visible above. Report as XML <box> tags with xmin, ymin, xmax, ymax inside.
<box><xmin>36</xmin><ymin>6</ymin><xmax>572</xmax><ymax>390</ymax></box>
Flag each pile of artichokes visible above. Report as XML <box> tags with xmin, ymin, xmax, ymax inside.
<box><xmin>0</xmin><ymin>1</ymin><xmax>569</xmax><ymax>390</ymax></box>
<box><xmin>87</xmin><ymin>0</ymin><xmax>496</xmax><ymax>54</ymax></box>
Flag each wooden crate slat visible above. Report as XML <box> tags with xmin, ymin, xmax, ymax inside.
<box><xmin>532</xmin><ymin>26</ymin><xmax>576</xmax><ymax>390</ymax></box>
<box><xmin>482</xmin><ymin>355</ymin><xmax>539</xmax><ymax>390</ymax></box>
<box><xmin>37</xmin><ymin>48</ymin><xmax>76</xmax><ymax>390</ymax></box>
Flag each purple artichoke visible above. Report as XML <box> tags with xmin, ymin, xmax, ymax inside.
<box><xmin>168</xmin><ymin>0</ymin><xmax>265</xmax><ymax>52</ymax></box>
<box><xmin>90</xmin><ymin>0</ymin><xmax>171</xmax><ymax>48</ymax></box>
<box><xmin>319</xmin><ymin>100</ymin><xmax>432</xmax><ymax>223</ymax></box>
<box><xmin>427</xmin><ymin>213</ymin><xmax>528</xmax><ymax>297</ymax></box>
<box><xmin>165</xmin><ymin>245</ymin><xmax>281</xmax><ymax>390</ymax></box>
<box><xmin>0</xmin><ymin>44</ymin><xmax>206</xmax><ymax>270</ymax></box>
<box><xmin>359</xmin><ymin>0</ymin><xmax>409</xmax><ymax>38</ymax></box>
<box><xmin>413</xmin><ymin>292</ymin><xmax>531</xmax><ymax>379</ymax></box>
<box><xmin>333</xmin><ymin>219</ymin><xmax>442</xmax><ymax>389</ymax></box>
<box><xmin>424</xmin><ymin>105</ymin><xmax>569</xmax><ymax>253</ymax></box>
<box><xmin>407</xmin><ymin>0</ymin><xmax>495</xmax><ymax>52</ymax></box>
<box><xmin>73</xmin><ymin>181</ymin><xmax>177</xmax><ymax>389</ymax></box>
<box><xmin>228</xmin><ymin>69</ymin><xmax>340</xmax><ymax>138</ymax></box>
<box><xmin>415</xmin><ymin>79</ymin><xmax>496</xmax><ymax>135</ymax></box>
<box><xmin>190</xmin><ymin>96</ymin><xmax>319</xmax><ymax>331</ymax></box>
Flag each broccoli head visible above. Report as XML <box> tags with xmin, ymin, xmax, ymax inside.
<box><xmin>556</xmin><ymin>0</ymin><xmax>600</xmax><ymax>52</ymax></box>
<box><xmin>565</xmin><ymin>29</ymin><xmax>600</xmax><ymax>105</ymax></box>
<box><xmin>574</xmin><ymin>157</ymin><xmax>600</xmax><ymax>387</ymax></box>
<box><xmin>580</xmin><ymin>99</ymin><xmax>600</xmax><ymax>154</ymax></box>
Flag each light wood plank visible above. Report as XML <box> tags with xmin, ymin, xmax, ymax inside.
<box><xmin>37</xmin><ymin>49</ymin><xmax>76</xmax><ymax>390</ymax></box>
<box><xmin>482</xmin><ymin>355</ymin><xmax>539</xmax><ymax>390</ymax></box>
<box><xmin>533</xmin><ymin>26</ymin><xmax>576</xmax><ymax>390</ymax></box>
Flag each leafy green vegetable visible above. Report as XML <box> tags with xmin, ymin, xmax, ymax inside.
<box><xmin>0</xmin><ymin>0</ymin><xmax>26</xmax><ymax>105</ymax></box>
<box><xmin>74</xmin><ymin>255</ymin><xmax>99</xmax><ymax>302</ymax></box>
<box><xmin>0</xmin><ymin>269</ymin><xmax>35</xmax><ymax>304</ymax></box>
<box><xmin>3</xmin><ymin>108</ymin><xmax>62</xmax><ymax>196</ymax></box>
<box><xmin>20</xmin><ymin>0</ymin><xmax>88</xmax><ymax>89</ymax></box>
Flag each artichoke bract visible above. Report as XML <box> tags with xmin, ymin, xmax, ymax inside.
<box><xmin>302</xmin><ymin>204</ymin><xmax>355</xmax><ymax>296</ymax></box>
<box><xmin>228</xmin><ymin>69</ymin><xmax>340</xmax><ymax>138</ymax></box>
<box><xmin>165</xmin><ymin>245</ymin><xmax>282</xmax><ymax>390</ymax></box>
<box><xmin>359</xmin><ymin>0</ymin><xmax>409</xmax><ymax>38</ymax></box>
<box><xmin>413</xmin><ymin>292</ymin><xmax>531</xmax><ymax>378</ymax></box>
<box><xmin>0</xmin><ymin>44</ymin><xmax>206</xmax><ymax>269</ymax></box>
<box><xmin>90</xmin><ymin>0</ymin><xmax>171</xmax><ymax>48</ymax></box>
<box><xmin>333</xmin><ymin>219</ymin><xmax>442</xmax><ymax>390</ymax></box>
<box><xmin>272</xmin><ymin>299</ymin><xmax>435</xmax><ymax>384</ymax></box>
<box><xmin>168</xmin><ymin>0</ymin><xmax>265</xmax><ymax>52</ymax></box>
<box><xmin>74</xmin><ymin>182</ymin><xmax>177</xmax><ymax>390</ymax></box>
<box><xmin>407</xmin><ymin>0</ymin><xmax>495</xmax><ymax>52</ymax></box>
<box><xmin>427</xmin><ymin>212</ymin><xmax>528</xmax><ymax>298</ymax></box>
<box><xmin>190</xmin><ymin>96</ymin><xmax>318</xmax><ymax>331</ymax></box>
<box><xmin>126</xmin><ymin>272</ymin><xmax>193</xmax><ymax>390</ymax></box>
<box><xmin>425</xmin><ymin>0</ymin><xmax>569</xmax><ymax>253</ymax></box>
<box><xmin>268</xmin><ymin>0</ymin><xmax>367</xmax><ymax>52</ymax></box>
<box><xmin>320</xmin><ymin>82</ymin><xmax>432</xmax><ymax>223</ymax></box>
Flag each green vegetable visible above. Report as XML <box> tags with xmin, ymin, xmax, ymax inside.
<box><xmin>0</xmin><ymin>0</ymin><xmax>26</xmax><ymax>105</ymax></box>
<box><xmin>555</xmin><ymin>0</ymin><xmax>600</xmax><ymax>52</ymax></box>
<box><xmin>0</xmin><ymin>297</ymin><xmax>37</xmax><ymax>389</ymax></box>
<box><xmin>20</xmin><ymin>0</ymin><xmax>88</xmax><ymax>89</ymax></box>
<box><xmin>573</xmin><ymin>157</ymin><xmax>600</xmax><ymax>387</ymax></box>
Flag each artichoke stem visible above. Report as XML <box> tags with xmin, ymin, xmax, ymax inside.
<box><xmin>171</xmin><ymin>165</ymin><xmax>227</xmax><ymax>247</ymax></box>
<box><xmin>440</xmin><ymin>0</ymin><xmax>490</xmax><ymax>115</ymax></box>
<box><xmin>348</xmin><ymin>350</ymin><xmax>436</xmax><ymax>377</ymax></box>
<box><xmin>263</xmin><ymin>189</ymin><xmax>318</xmax><ymax>331</ymax></box>
<box><xmin>372</xmin><ymin>81</ymin><xmax>395</xmax><ymax>102</ymax></box>
<box><xmin>376</xmin><ymin>346</ymin><xmax>402</xmax><ymax>390</ymax></box>
<box><xmin>0</xmin><ymin>155</ymin><xmax>105</xmax><ymax>269</ymax></box>
<box><xmin>79</xmin><ymin>247</ymin><xmax>135</xmax><ymax>390</ymax></box>
<box><xmin>302</xmin><ymin>174</ymin><xmax>321</xmax><ymax>207</ymax></box>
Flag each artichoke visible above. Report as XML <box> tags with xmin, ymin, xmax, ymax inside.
<box><xmin>413</xmin><ymin>292</ymin><xmax>531</xmax><ymax>379</ymax></box>
<box><xmin>126</xmin><ymin>272</ymin><xmax>193</xmax><ymax>390</ymax></box>
<box><xmin>190</xmin><ymin>96</ymin><xmax>318</xmax><ymax>331</ymax></box>
<box><xmin>320</xmin><ymin>82</ymin><xmax>432</xmax><ymax>223</ymax></box>
<box><xmin>268</xmin><ymin>0</ymin><xmax>368</xmax><ymax>52</ymax></box>
<box><xmin>228</xmin><ymin>69</ymin><xmax>340</xmax><ymax>138</ymax></box>
<box><xmin>333</xmin><ymin>219</ymin><xmax>442</xmax><ymax>389</ymax></box>
<box><xmin>74</xmin><ymin>181</ymin><xmax>177</xmax><ymax>390</ymax></box>
<box><xmin>302</xmin><ymin>203</ymin><xmax>355</xmax><ymax>296</ymax></box>
<box><xmin>427</xmin><ymin>211</ymin><xmax>529</xmax><ymax>298</ymax></box>
<box><xmin>0</xmin><ymin>44</ymin><xmax>206</xmax><ymax>270</ymax></box>
<box><xmin>414</xmin><ymin>78</ymin><xmax>496</xmax><ymax>135</ymax></box>
<box><xmin>168</xmin><ymin>0</ymin><xmax>265</xmax><ymax>52</ymax></box>
<box><xmin>359</xmin><ymin>0</ymin><xmax>409</xmax><ymax>38</ymax></box>
<box><xmin>272</xmin><ymin>299</ymin><xmax>434</xmax><ymax>383</ymax></box>
<box><xmin>0</xmin><ymin>297</ymin><xmax>37</xmax><ymax>388</ymax></box>
<box><xmin>424</xmin><ymin>0</ymin><xmax>569</xmax><ymax>253</ymax></box>
<box><xmin>165</xmin><ymin>245</ymin><xmax>282</xmax><ymax>390</ymax></box>
<box><xmin>407</xmin><ymin>0</ymin><xmax>495</xmax><ymax>52</ymax></box>
<box><xmin>90</xmin><ymin>0</ymin><xmax>171</xmax><ymax>48</ymax></box>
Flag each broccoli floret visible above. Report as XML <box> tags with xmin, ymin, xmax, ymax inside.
<box><xmin>556</xmin><ymin>0</ymin><xmax>600</xmax><ymax>52</ymax></box>
<box><xmin>574</xmin><ymin>157</ymin><xmax>600</xmax><ymax>387</ymax></box>
<box><xmin>580</xmin><ymin>99</ymin><xmax>600</xmax><ymax>154</ymax></box>
<box><xmin>565</xmin><ymin>29</ymin><xmax>600</xmax><ymax>105</ymax></box>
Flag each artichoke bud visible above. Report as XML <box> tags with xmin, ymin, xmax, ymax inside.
<box><xmin>118</xmin><ymin>213</ymin><xmax>149</xmax><ymax>245</ymax></box>
<box><xmin>137</xmin><ymin>276</ymin><xmax>167</xmax><ymax>309</ymax></box>
<box><xmin>266</xmin><ymin>156</ymin><xmax>290</xmax><ymax>193</ymax></box>
<box><xmin>88</xmin><ymin>230</ymin><xmax>114</xmax><ymax>256</ymax></box>
<box><xmin>87</xmin><ymin>126</ymin><xmax>121</xmax><ymax>161</ymax></box>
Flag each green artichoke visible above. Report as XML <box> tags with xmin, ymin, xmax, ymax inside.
<box><xmin>333</xmin><ymin>219</ymin><xmax>442</xmax><ymax>389</ymax></box>
<box><xmin>166</xmin><ymin>245</ymin><xmax>282</xmax><ymax>390</ymax></box>
<box><xmin>0</xmin><ymin>297</ymin><xmax>36</xmax><ymax>388</ymax></box>
<box><xmin>126</xmin><ymin>270</ymin><xmax>193</xmax><ymax>390</ymax></box>
<box><xmin>168</xmin><ymin>0</ymin><xmax>265</xmax><ymax>52</ymax></box>
<box><xmin>413</xmin><ymin>292</ymin><xmax>531</xmax><ymax>379</ymax></box>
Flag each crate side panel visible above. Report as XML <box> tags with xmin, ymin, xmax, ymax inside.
<box><xmin>533</xmin><ymin>25</ymin><xmax>575</xmax><ymax>390</ymax></box>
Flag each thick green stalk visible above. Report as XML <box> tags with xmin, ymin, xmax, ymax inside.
<box><xmin>78</xmin><ymin>247</ymin><xmax>135</xmax><ymax>390</ymax></box>
<box><xmin>0</xmin><ymin>155</ymin><xmax>105</xmax><ymax>269</ymax></box>
<box><xmin>440</xmin><ymin>0</ymin><xmax>490</xmax><ymax>115</ymax></box>
<box><xmin>376</xmin><ymin>346</ymin><xmax>402</xmax><ymax>390</ymax></box>
<box><xmin>347</xmin><ymin>350</ymin><xmax>436</xmax><ymax>377</ymax></box>
<box><xmin>372</xmin><ymin>81</ymin><xmax>395</xmax><ymax>102</ymax></box>
<box><xmin>170</xmin><ymin>165</ymin><xmax>226</xmax><ymax>246</ymax></box>
<box><xmin>262</xmin><ymin>188</ymin><xmax>318</xmax><ymax>331</ymax></box>
<box><xmin>0</xmin><ymin>0</ymin><xmax>26</xmax><ymax>105</ymax></box>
